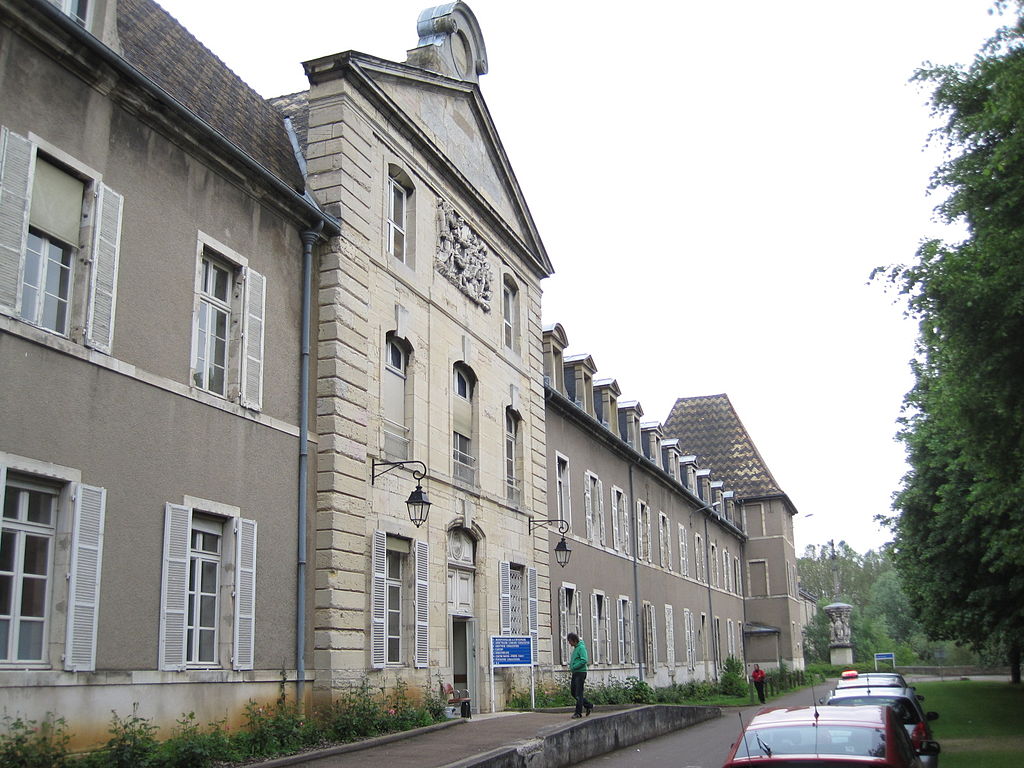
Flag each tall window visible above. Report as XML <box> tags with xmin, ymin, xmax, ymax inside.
<box><xmin>0</xmin><ymin>133</ymin><xmax>123</xmax><ymax>352</ymax></box>
<box><xmin>189</xmin><ymin>239</ymin><xmax>265</xmax><ymax>410</ymax></box>
<box><xmin>383</xmin><ymin>334</ymin><xmax>411</xmax><ymax>460</ymax></box>
<box><xmin>193</xmin><ymin>253</ymin><xmax>232</xmax><ymax>396</ymax></box>
<box><xmin>0</xmin><ymin>463</ymin><xmax>105</xmax><ymax>671</ymax></box>
<box><xmin>659</xmin><ymin>513</ymin><xmax>671</xmax><ymax>569</ymax></box>
<box><xmin>591</xmin><ymin>591</ymin><xmax>610</xmax><ymax>664</ymax></box>
<box><xmin>617</xmin><ymin>596</ymin><xmax>633</xmax><ymax>664</ymax></box>
<box><xmin>584</xmin><ymin>471</ymin><xmax>604</xmax><ymax>545</ymax></box>
<box><xmin>636</xmin><ymin>501</ymin><xmax>652</xmax><ymax>563</ymax></box>
<box><xmin>505</xmin><ymin>409</ymin><xmax>521</xmax><ymax>504</ymax></box>
<box><xmin>160</xmin><ymin>504</ymin><xmax>257</xmax><ymax>671</ymax></box>
<box><xmin>684</xmin><ymin>609</ymin><xmax>696</xmax><ymax>670</ymax></box>
<box><xmin>1</xmin><ymin>477</ymin><xmax>57</xmax><ymax>663</ymax></box>
<box><xmin>187</xmin><ymin>516</ymin><xmax>222</xmax><ymax>664</ymax></box>
<box><xmin>502</xmin><ymin>276</ymin><xmax>519</xmax><ymax>353</ymax></box>
<box><xmin>643</xmin><ymin>601</ymin><xmax>658</xmax><ymax>669</ymax></box>
<box><xmin>710</xmin><ymin>543</ymin><xmax>719</xmax><ymax>588</ymax></box>
<box><xmin>555</xmin><ymin>455</ymin><xmax>570</xmax><ymax>528</ymax></box>
<box><xmin>386</xmin><ymin>174</ymin><xmax>408</xmax><ymax>263</ymax></box>
<box><xmin>695</xmin><ymin>533</ymin><xmax>705</xmax><ymax>582</ymax></box>
<box><xmin>371</xmin><ymin>532</ymin><xmax>428</xmax><ymax>669</ymax></box>
<box><xmin>559</xmin><ymin>584</ymin><xmax>582</xmax><ymax>664</ymax></box>
<box><xmin>452</xmin><ymin>364</ymin><xmax>476</xmax><ymax>485</ymax></box>
<box><xmin>678</xmin><ymin>523</ymin><xmax>689</xmax><ymax>577</ymax></box>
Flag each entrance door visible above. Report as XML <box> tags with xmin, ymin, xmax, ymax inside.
<box><xmin>452</xmin><ymin>617</ymin><xmax>478</xmax><ymax>713</ymax></box>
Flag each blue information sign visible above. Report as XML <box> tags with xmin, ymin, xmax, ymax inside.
<box><xmin>874</xmin><ymin>652</ymin><xmax>895</xmax><ymax>661</ymax></box>
<box><xmin>491</xmin><ymin>635</ymin><xmax>533</xmax><ymax>667</ymax></box>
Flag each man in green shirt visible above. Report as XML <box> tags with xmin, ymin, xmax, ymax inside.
<box><xmin>567</xmin><ymin>632</ymin><xmax>593</xmax><ymax>718</ymax></box>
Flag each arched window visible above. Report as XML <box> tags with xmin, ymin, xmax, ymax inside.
<box><xmin>452</xmin><ymin>363</ymin><xmax>477</xmax><ymax>485</ymax></box>
<box><xmin>383</xmin><ymin>333</ymin><xmax>412</xmax><ymax>459</ymax></box>
<box><xmin>386</xmin><ymin>165</ymin><xmax>414</xmax><ymax>265</ymax></box>
<box><xmin>504</xmin><ymin>408</ymin><xmax>522</xmax><ymax>504</ymax></box>
<box><xmin>502</xmin><ymin>275</ymin><xmax>520</xmax><ymax>353</ymax></box>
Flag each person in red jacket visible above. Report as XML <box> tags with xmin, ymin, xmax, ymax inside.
<box><xmin>751</xmin><ymin>664</ymin><xmax>767</xmax><ymax>703</ymax></box>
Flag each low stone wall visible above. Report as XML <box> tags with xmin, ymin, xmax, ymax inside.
<box><xmin>447</xmin><ymin>705</ymin><xmax>720</xmax><ymax>768</ymax></box>
<box><xmin>898</xmin><ymin>666</ymin><xmax>1011</xmax><ymax>677</ymax></box>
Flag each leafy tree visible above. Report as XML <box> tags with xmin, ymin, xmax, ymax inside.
<box><xmin>876</xmin><ymin>1</ymin><xmax>1024</xmax><ymax>682</ymax></box>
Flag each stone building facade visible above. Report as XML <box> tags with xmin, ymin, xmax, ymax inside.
<box><xmin>287</xmin><ymin>3</ymin><xmax>555</xmax><ymax>710</ymax></box>
<box><xmin>543</xmin><ymin>326</ymin><xmax>748</xmax><ymax>687</ymax></box>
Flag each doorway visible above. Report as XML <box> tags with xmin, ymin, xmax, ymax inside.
<box><xmin>452</xmin><ymin>617</ymin><xmax>477</xmax><ymax>713</ymax></box>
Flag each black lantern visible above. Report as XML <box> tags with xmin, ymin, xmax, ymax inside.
<box><xmin>529</xmin><ymin>518</ymin><xmax>573</xmax><ymax>567</ymax></box>
<box><xmin>371</xmin><ymin>460</ymin><xmax>432</xmax><ymax>528</ymax></box>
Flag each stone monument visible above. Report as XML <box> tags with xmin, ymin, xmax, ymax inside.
<box><xmin>824</xmin><ymin>602</ymin><xmax>853</xmax><ymax>666</ymax></box>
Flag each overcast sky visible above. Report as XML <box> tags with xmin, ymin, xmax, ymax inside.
<box><xmin>154</xmin><ymin>0</ymin><xmax>1007</xmax><ymax>555</ymax></box>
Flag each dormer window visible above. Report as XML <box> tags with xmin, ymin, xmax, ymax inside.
<box><xmin>50</xmin><ymin>0</ymin><xmax>88</xmax><ymax>27</ymax></box>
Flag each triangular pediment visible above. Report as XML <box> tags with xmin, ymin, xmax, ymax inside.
<box><xmin>353</xmin><ymin>57</ymin><xmax>552</xmax><ymax>277</ymax></box>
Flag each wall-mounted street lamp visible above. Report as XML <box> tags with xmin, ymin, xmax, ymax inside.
<box><xmin>371</xmin><ymin>460</ymin><xmax>432</xmax><ymax>528</ymax></box>
<box><xmin>529</xmin><ymin>518</ymin><xmax>572</xmax><ymax>567</ymax></box>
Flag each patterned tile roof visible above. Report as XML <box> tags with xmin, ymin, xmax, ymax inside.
<box><xmin>663</xmin><ymin>393</ymin><xmax>785</xmax><ymax>499</ymax></box>
<box><xmin>117</xmin><ymin>0</ymin><xmax>303</xmax><ymax>190</ymax></box>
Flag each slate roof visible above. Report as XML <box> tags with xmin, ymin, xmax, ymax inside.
<box><xmin>117</xmin><ymin>0</ymin><xmax>303</xmax><ymax>190</ymax></box>
<box><xmin>663</xmin><ymin>393</ymin><xmax>785</xmax><ymax>499</ymax></box>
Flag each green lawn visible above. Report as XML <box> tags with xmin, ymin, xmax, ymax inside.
<box><xmin>914</xmin><ymin>680</ymin><xmax>1024</xmax><ymax>767</ymax></box>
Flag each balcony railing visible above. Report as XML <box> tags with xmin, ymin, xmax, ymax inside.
<box><xmin>453</xmin><ymin>450</ymin><xmax>476</xmax><ymax>485</ymax></box>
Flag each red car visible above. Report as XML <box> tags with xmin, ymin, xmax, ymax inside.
<box><xmin>722</xmin><ymin>705</ymin><xmax>940</xmax><ymax>767</ymax></box>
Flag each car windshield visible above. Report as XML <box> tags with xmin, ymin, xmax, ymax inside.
<box><xmin>827</xmin><ymin>696</ymin><xmax>920</xmax><ymax>725</ymax></box>
<box><xmin>733</xmin><ymin>725</ymin><xmax>887</xmax><ymax>759</ymax></box>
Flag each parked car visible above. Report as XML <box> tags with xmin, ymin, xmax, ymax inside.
<box><xmin>825</xmin><ymin>687</ymin><xmax>940</xmax><ymax>767</ymax></box>
<box><xmin>722</xmin><ymin>705</ymin><xmax>939</xmax><ymax>767</ymax></box>
<box><xmin>836</xmin><ymin>671</ymin><xmax>910</xmax><ymax>690</ymax></box>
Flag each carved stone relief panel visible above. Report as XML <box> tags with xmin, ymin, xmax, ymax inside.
<box><xmin>435</xmin><ymin>198</ymin><xmax>493</xmax><ymax>311</ymax></box>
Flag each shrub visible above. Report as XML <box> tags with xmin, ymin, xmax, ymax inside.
<box><xmin>100</xmin><ymin>709</ymin><xmax>160</xmax><ymax>768</ymax></box>
<box><xmin>0</xmin><ymin>713</ymin><xmax>70</xmax><ymax>768</ymax></box>
<box><xmin>719</xmin><ymin>656</ymin><xmax>747</xmax><ymax>697</ymax></box>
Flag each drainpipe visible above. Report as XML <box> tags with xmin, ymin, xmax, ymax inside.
<box><xmin>296</xmin><ymin>223</ymin><xmax>323</xmax><ymax>706</ymax></box>
<box><xmin>627</xmin><ymin>461</ymin><xmax>643</xmax><ymax>681</ymax></box>
<box><xmin>739</xmin><ymin>502</ymin><xmax>750</xmax><ymax>675</ymax></box>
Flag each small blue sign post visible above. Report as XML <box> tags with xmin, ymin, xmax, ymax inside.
<box><xmin>490</xmin><ymin>636</ymin><xmax>534</xmax><ymax>711</ymax></box>
<box><xmin>874</xmin><ymin>652</ymin><xmax>895</xmax><ymax>670</ymax></box>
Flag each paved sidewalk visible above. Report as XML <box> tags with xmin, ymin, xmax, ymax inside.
<box><xmin>256</xmin><ymin>709</ymin><xmax>587</xmax><ymax>768</ymax></box>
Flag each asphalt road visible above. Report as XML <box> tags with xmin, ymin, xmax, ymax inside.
<box><xmin>574</xmin><ymin>686</ymin><xmax>822</xmax><ymax>768</ymax></box>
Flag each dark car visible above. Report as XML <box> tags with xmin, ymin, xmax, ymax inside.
<box><xmin>722</xmin><ymin>704</ymin><xmax>939</xmax><ymax>767</ymax></box>
<box><xmin>836</xmin><ymin>671</ymin><xmax>910</xmax><ymax>690</ymax></box>
<box><xmin>825</xmin><ymin>687</ymin><xmax>940</xmax><ymax>768</ymax></box>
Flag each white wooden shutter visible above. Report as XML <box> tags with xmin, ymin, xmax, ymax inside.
<box><xmin>574</xmin><ymin>590</ymin><xmax>582</xmax><ymax>644</ymax></box>
<box><xmin>623</xmin><ymin>599</ymin><xmax>633</xmax><ymax>663</ymax></box>
<box><xmin>558</xmin><ymin>586</ymin><xmax>568</xmax><ymax>664</ymax></box>
<box><xmin>414</xmin><ymin>538</ymin><xmax>429</xmax><ymax>668</ymax></box>
<box><xmin>665</xmin><ymin>604</ymin><xmax>675</xmax><ymax>667</ymax></box>
<box><xmin>620</xmin><ymin>495</ymin><xmax>629</xmax><ymax>555</ymax></box>
<box><xmin>598</xmin><ymin>598</ymin><xmax>606</xmax><ymax>663</ymax></box>
<box><xmin>679</xmin><ymin>525</ymin><xmax>688</xmax><ymax>577</ymax></box>
<box><xmin>590</xmin><ymin>592</ymin><xmax>599</xmax><ymax>664</ymax></box>
<box><xmin>371</xmin><ymin>530</ymin><xmax>386</xmax><ymax>668</ymax></box>
<box><xmin>635</xmin><ymin>502</ymin><xmax>643</xmax><ymax>561</ymax></box>
<box><xmin>64</xmin><ymin>483</ymin><xmax>105</xmax><ymax>672</ymax></box>
<box><xmin>84</xmin><ymin>183</ymin><xmax>122</xmax><ymax>353</ymax></box>
<box><xmin>616</xmin><ymin>600</ymin><xmax>625</xmax><ymax>663</ymax></box>
<box><xmin>232</xmin><ymin>517</ymin><xmax>257</xmax><ymax>670</ymax></box>
<box><xmin>239</xmin><ymin>267</ymin><xmax>266</xmax><ymax>410</ymax></box>
<box><xmin>583</xmin><ymin>473</ymin><xmax>593</xmax><ymax>542</ymax></box>
<box><xmin>597</xmin><ymin>479</ymin><xmax>606</xmax><ymax>546</ymax></box>
<box><xmin>610</xmin><ymin>490</ymin><xmax>620</xmax><ymax>550</ymax></box>
<box><xmin>498</xmin><ymin>561</ymin><xmax>511</xmax><ymax>635</ymax></box>
<box><xmin>159</xmin><ymin>503</ymin><xmax>191</xmax><ymax>671</ymax></box>
<box><xmin>0</xmin><ymin>127</ymin><xmax>32</xmax><ymax>315</ymax></box>
<box><xmin>527</xmin><ymin>566</ymin><xmax>538</xmax><ymax>664</ymax></box>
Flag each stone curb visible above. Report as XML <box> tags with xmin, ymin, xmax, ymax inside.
<box><xmin>250</xmin><ymin>718</ymin><xmax>466</xmax><ymax>767</ymax></box>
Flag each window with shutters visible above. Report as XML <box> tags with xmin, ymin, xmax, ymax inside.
<box><xmin>383</xmin><ymin>334</ymin><xmax>412</xmax><ymax>460</ymax></box>
<box><xmin>190</xmin><ymin>236</ymin><xmax>265</xmax><ymax>411</ymax></box>
<box><xmin>659</xmin><ymin>513</ymin><xmax>671</xmax><ymax>569</ymax></box>
<box><xmin>678</xmin><ymin>523</ymin><xmax>689</xmax><ymax>577</ymax></box>
<box><xmin>684</xmin><ymin>609</ymin><xmax>696</xmax><ymax>670</ymax></box>
<box><xmin>159</xmin><ymin>502</ymin><xmax>256</xmax><ymax>671</ymax></box>
<box><xmin>710</xmin><ymin>542</ymin><xmax>719</xmax><ymax>588</ymax></box>
<box><xmin>0</xmin><ymin>128</ymin><xmax>122</xmax><ymax>352</ymax></box>
<box><xmin>1</xmin><ymin>457</ymin><xmax>105</xmax><ymax>671</ymax></box>
<box><xmin>636</xmin><ymin>501</ymin><xmax>651</xmax><ymax>563</ymax></box>
<box><xmin>500</xmin><ymin>561</ymin><xmax>538</xmax><ymax>663</ymax></box>
<box><xmin>369</xmin><ymin>532</ymin><xmax>428</xmax><ymax>669</ymax></box>
<box><xmin>555</xmin><ymin>454</ymin><xmax>570</xmax><ymax>529</ymax></box>
<box><xmin>695</xmin><ymin>533</ymin><xmax>705</xmax><ymax>583</ymax></box>
<box><xmin>558</xmin><ymin>583</ymin><xmax>581</xmax><ymax>665</ymax></box>
<box><xmin>664</xmin><ymin>604</ymin><xmax>675</xmax><ymax>667</ymax></box>
<box><xmin>583</xmin><ymin>471</ymin><xmax>604</xmax><ymax>545</ymax></box>
<box><xmin>642</xmin><ymin>601</ymin><xmax>657</xmax><ymax>669</ymax></box>
<box><xmin>734</xmin><ymin>557</ymin><xmax>742</xmax><ymax>596</ymax></box>
<box><xmin>590</xmin><ymin>591</ymin><xmax>610</xmax><ymax>665</ymax></box>
<box><xmin>616</xmin><ymin>595</ymin><xmax>633</xmax><ymax>665</ymax></box>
